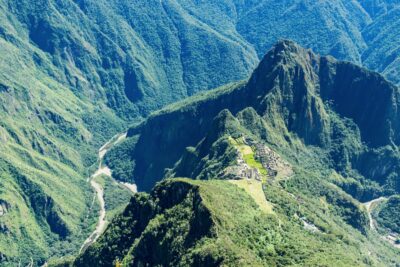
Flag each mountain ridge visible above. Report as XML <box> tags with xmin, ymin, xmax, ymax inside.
<box><xmin>1</xmin><ymin>1</ymin><xmax>400</xmax><ymax>264</ymax></box>
<box><xmin>73</xmin><ymin>40</ymin><xmax>400</xmax><ymax>266</ymax></box>
<box><xmin>73</xmin><ymin>176</ymin><xmax>399</xmax><ymax>266</ymax></box>
<box><xmin>105</xmin><ymin>40</ymin><xmax>400</xmax><ymax>197</ymax></box>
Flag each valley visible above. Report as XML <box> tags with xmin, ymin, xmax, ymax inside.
<box><xmin>0</xmin><ymin>1</ymin><xmax>400</xmax><ymax>265</ymax></box>
<box><xmin>80</xmin><ymin>132</ymin><xmax>136</xmax><ymax>253</ymax></box>
<box><xmin>71</xmin><ymin>40</ymin><xmax>400</xmax><ymax>266</ymax></box>
<box><xmin>365</xmin><ymin>197</ymin><xmax>400</xmax><ymax>249</ymax></box>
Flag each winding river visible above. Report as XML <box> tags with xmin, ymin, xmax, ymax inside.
<box><xmin>80</xmin><ymin>132</ymin><xmax>136</xmax><ymax>253</ymax></box>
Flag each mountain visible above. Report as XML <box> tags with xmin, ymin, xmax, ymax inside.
<box><xmin>67</xmin><ymin>40</ymin><xmax>400</xmax><ymax>266</ymax></box>
<box><xmin>105</xmin><ymin>40</ymin><xmax>400</xmax><ymax>196</ymax></box>
<box><xmin>362</xmin><ymin>4</ymin><xmax>400</xmax><ymax>84</ymax></box>
<box><xmin>0</xmin><ymin>0</ymin><xmax>258</xmax><ymax>264</ymax></box>
<box><xmin>176</xmin><ymin>0</ymin><xmax>400</xmax><ymax>86</ymax></box>
<box><xmin>0</xmin><ymin>0</ymin><xmax>258</xmax><ymax>118</ymax></box>
<box><xmin>73</xmin><ymin>178</ymin><xmax>398</xmax><ymax>266</ymax></box>
<box><xmin>1</xmin><ymin>0</ymin><xmax>400</xmax><ymax>265</ymax></box>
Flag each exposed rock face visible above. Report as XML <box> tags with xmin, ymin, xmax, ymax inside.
<box><xmin>249</xmin><ymin>40</ymin><xmax>400</xmax><ymax>148</ymax></box>
<box><xmin>0</xmin><ymin>200</ymin><xmax>11</xmax><ymax>217</ymax></box>
<box><xmin>248</xmin><ymin>40</ymin><xmax>331</xmax><ymax>146</ymax></box>
<box><xmin>108</xmin><ymin>41</ymin><xmax>400</xmax><ymax>196</ymax></box>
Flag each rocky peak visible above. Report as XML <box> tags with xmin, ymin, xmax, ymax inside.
<box><xmin>249</xmin><ymin>40</ymin><xmax>320</xmax><ymax>86</ymax></box>
<box><xmin>246</xmin><ymin>40</ymin><xmax>329</xmax><ymax>146</ymax></box>
<box><xmin>246</xmin><ymin>40</ymin><xmax>400</xmax><ymax>148</ymax></box>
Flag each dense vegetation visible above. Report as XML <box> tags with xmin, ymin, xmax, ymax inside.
<box><xmin>82</xmin><ymin>41</ymin><xmax>400</xmax><ymax>266</ymax></box>
<box><xmin>74</xmin><ymin>179</ymin><xmax>399</xmax><ymax>266</ymax></box>
<box><xmin>376</xmin><ymin>196</ymin><xmax>400</xmax><ymax>234</ymax></box>
<box><xmin>0</xmin><ymin>0</ymin><xmax>256</xmax><ymax>264</ymax></box>
<box><xmin>107</xmin><ymin>41</ymin><xmax>400</xmax><ymax>198</ymax></box>
<box><xmin>1</xmin><ymin>0</ymin><xmax>400</xmax><ymax>264</ymax></box>
<box><xmin>177</xmin><ymin>0</ymin><xmax>400</xmax><ymax>85</ymax></box>
<box><xmin>93</xmin><ymin>175</ymin><xmax>133</xmax><ymax>220</ymax></box>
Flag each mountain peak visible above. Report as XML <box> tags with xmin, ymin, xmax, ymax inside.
<box><xmin>249</xmin><ymin>40</ymin><xmax>320</xmax><ymax>91</ymax></box>
<box><xmin>248</xmin><ymin>41</ymin><xmax>400</xmax><ymax>149</ymax></box>
<box><xmin>81</xmin><ymin>40</ymin><xmax>400</xmax><ymax>266</ymax></box>
<box><xmin>263</xmin><ymin>40</ymin><xmax>315</xmax><ymax>63</ymax></box>
<box><xmin>271</xmin><ymin>39</ymin><xmax>304</xmax><ymax>53</ymax></box>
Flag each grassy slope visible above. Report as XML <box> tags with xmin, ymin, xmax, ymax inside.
<box><xmin>229</xmin><ymin>179</ymin><xmax>273</xmax><ymax>214</ymax></box>
<box><xmin>0</xmin><ymin>0</ymin><xmax>257</xmax><ymax>264</ymax></box>
<box><xmin>98</xmin><ymin>41</ymin><xmax>400</xmax><ymax>265</ymax></box>
<box><xmin>1</xmin><ymin>0</ymin><xmax>400</xmax><ymax>264</ymax></box>
<box><xmin>75</xmin><ymin>179</ymin><xmax>400</xmax><ymax>266</ymax></box>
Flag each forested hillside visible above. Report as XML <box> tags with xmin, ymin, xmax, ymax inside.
<box><xmin>80</xmin><ymin>41</ymin><xmax>400</xmax><ymax>266</ymax></box>
<box><xmin>177</xmin><ymin>0</ymin><xmax>400</xmax><ymax>85</ymax></box>
<box><xmin>0</xmin><ymin>0</ymin><xmax>400</xmax><ymax>265</ymax></box>
<box><xmin>106</xmin><ymin>40</ymin><xmax>400</xmax><ymax>196</ymax></box>
<box><xmin>0</xmin><ymin>0</ymin><xmax>257</xmax><ymax>264</ymax></box>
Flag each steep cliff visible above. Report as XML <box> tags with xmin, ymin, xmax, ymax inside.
<box><xmin>107</xmin><ymin>41</ymin><xmax>400</xmax><ymax>198</ymax></box>
<box><xmin>74</xmin><ymin>178</ymin><xmax>399</xmax><ymax>266</ymax></box>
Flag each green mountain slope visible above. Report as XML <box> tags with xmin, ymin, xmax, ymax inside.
<box><xmin>234</xmin><ymin>0</ymin><xmax>370</xmax><ymax>62</ymax></box>
<box><xmin>1</xmin><ymin>1</ymin><xmax>400</xmax><ymax>265</ymax></box>
<box><xmin>362</xmin><ymin>6</ymin><xmax>400</xmax><ymax>84</ymax></box>
<box><xmin>175</xmin><ymin>0</ymin><xmax>370</xmax><ymax>61</ymax></box>
<box><xmin>74</xmin><ymin>178</ymin><xmax>399</xmax><ymax>266</ymax></box>
<box><xmin>0</xmin><ymin>0</ymin><xmax>257</xmax><ymax>264</ymax></box>
<box><xmin>375</xmin><ymin>195</ymin><xmax>400</xmax><ymax>234</ymax></box>
<box><xmin>1</xmin><ymin>0</ymin><xmax>258</xmax><ymax>118</ymax></box>
<box><xmin>74</xmin><ymin>41</ymin><xmax>400</xmax><ymax>266</ymax></box>
<box><xmin>0</xmin><ymin>31</ymin><xmax>123</xmax><ymax>263</ymax></box>
<box><xmin>106</xmin><ymin>40</ymin><xmax>400</xmax><ymax>196</ymax></box>
<box><xmin>177</xmin><ymin>0</ymin><xmax>400</xmax><ymax>86</ymax></box>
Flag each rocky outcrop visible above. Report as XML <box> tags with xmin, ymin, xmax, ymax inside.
<box><xmin>110</xmin><ymin>41</ymin><xmax>400</xmax><ymax>196</ymax></box>
<box><xmin>0</xmin><ymin>200</ymin><xmax>10</xmax><ymax>217</ymax></box>
<box><xmin>75</xmin><ymin>180</ymin><xmax>214</xmax><ymax>267</ymax></box>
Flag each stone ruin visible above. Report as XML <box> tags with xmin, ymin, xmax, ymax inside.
<box><xmin>221</xmin><ymin>153</ymin><xmax>262</xmax><ymax>181</ymax></box>
<box><xmin>253</xmin><ymin>142</ymin><xmax>293</xmax><ymax>180</ymax></box>
<box><xmin>221</xmin><ymin>137</ymin><xmax>293</xmax><ymax>182</ymax></box>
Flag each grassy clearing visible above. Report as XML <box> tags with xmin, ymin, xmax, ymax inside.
<box><xmin>81</xmin><ymin>178</ymin><xmax>400</xmax><ymax>266</ymax></box>
<box><xmin>228</xmin><ymin>136</ymin><xmax>268</xmax><ymax>177</ymax></box>
<box><xmin>229</xmin><ymin>179</ymin><xmax>274</xmax><ymax>214</ymax></box>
